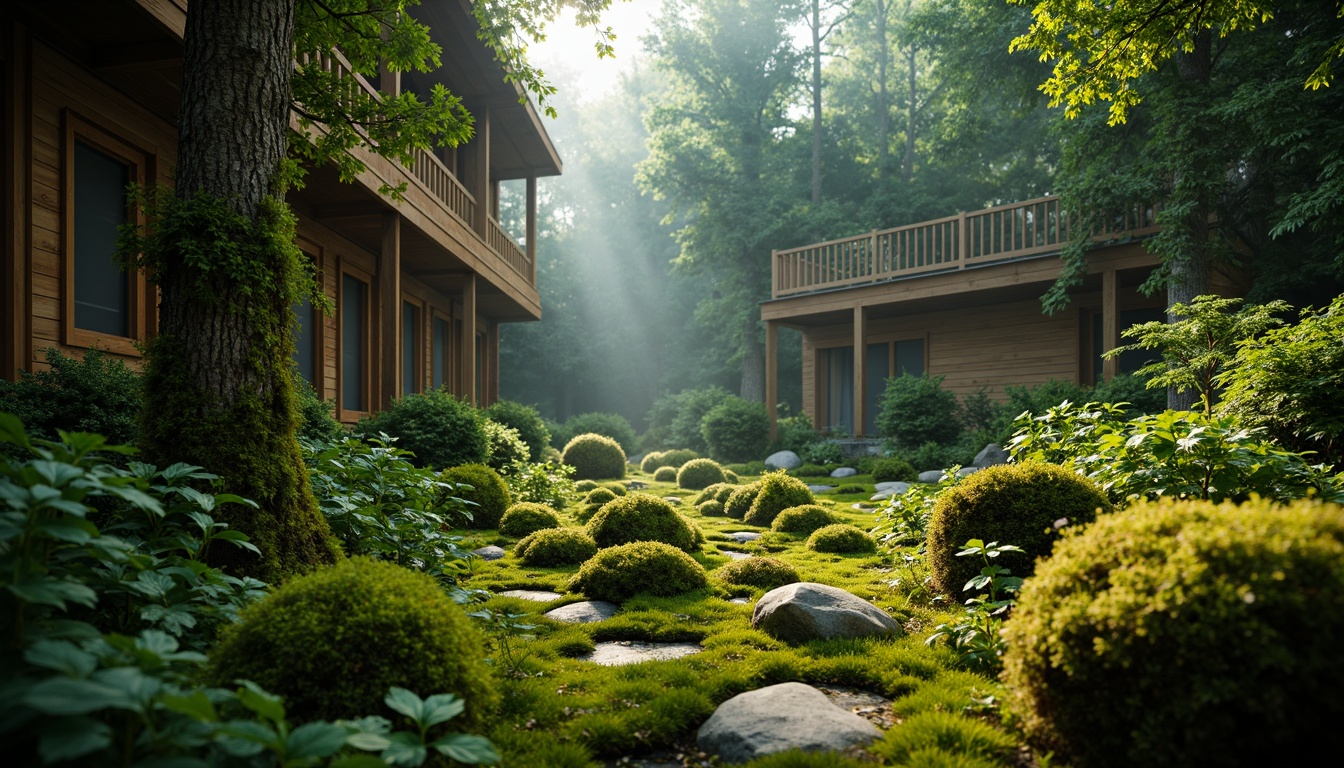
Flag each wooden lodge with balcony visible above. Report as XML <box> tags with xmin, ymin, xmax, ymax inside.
<box><xmin>762</xmin><ymin>196</ymin><xmax>1243</xmax><ymax>439</ymax></box>
<box><xmin>1</xmin><ymin>0</ymin><xmax>554</xmax><ymax>421</ymax></box>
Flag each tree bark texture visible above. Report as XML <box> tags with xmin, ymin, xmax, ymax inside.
<box><xmin>876</xmin><ymin>0</ymin><xmax>889</xmax><ymax>181</ymax></box>
<box><xmin>811</xmin><ymin>0</ymin><xmax>823</xmax><ymax>205</ymax></box>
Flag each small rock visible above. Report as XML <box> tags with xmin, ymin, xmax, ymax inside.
<box><xmin>627</xmin><ymin>480</ymin><xmax>649</xmax><ymax>490</ymax></box>
<box><xmin>752</xmin><ymin>582</ymin><xmax>903</xmax><ymax>644</ymax></box>
<box><xmin>665</xmin><ymin>496</ymin><xmax>682</xmax><ymax>505</ymax></box>
<box><xmin>973</xmin><ymin>443</ymin><xmax>1010</xmax><ymax>467</ymax></box>
<box><xmin>545</xmin><ymin>600</ymin><xmax>619</xmax><ymax>624</ymax></box>
<box><xmin>830</xmin><ymin>467</ymin><xmax>858</xmax><ymax>478</ymax></box>
<box><xmin>851</xmin><ymin>502</ymin><xmax>877</xmax><ymax>511</ymax></box>
<box><xmin>955</xmin><ymin>466</ymin><xmax>981</xmax><ymax>478</ymax></box>
<box><xmin>725</xmin><ymin>531</ymin><xmax>762</xmax><ymax>543</ymax></box>
<box><xmin>917</xmin><ymin>470</ymin><xmax>945</xmax><ymax>483</ymax></box>
<box><xmin>472</xmin><ymin>545</ymin><xmax>506</xmax><ymax>561</ymax></box>
<box><xmin>720</xmin><ymin>550</ymin><xmax>752</xmax><ymax>560</ymax></box>
<box><xmin>807</xmin><ymin>484</ymin><xmax>834</xmax><ymax>493</ymax></box>
<box><xmin>874</xmin><ymin>481</ymin><xmax>910</xmax><ymax>493</ymax></box>
<box><xmin>583</xmin><ymin>641</ymin><xmax>701</xmax><ymax>667</ymax></box>
<box><xmin>696</xmin><ymin>682</ymin><xmax>881</xmax><ymax>763</ymax></box>
<box><xmin>728</xmin><ymin>597</ymin><xmax>751</xmax><ymax>605</ymax></box>
<box><xmin>764</xmin><ymin>450</ymin><xmax>802</xmax><ymax>470</ymax></box>
<box><xmin>497</xmin><ymin>589</ymin><xmax>563</xmax><ymax>602</ymax></box>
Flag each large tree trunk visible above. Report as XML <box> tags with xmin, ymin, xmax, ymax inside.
<box><xmin>740</xmin><ymin>335</ymin><xmax>765</xmax><ymax>402</ymax></box>
<box><xmin>902</xmin><ymin>45</ymin><xmax>916</xmax><ymax>185</ymax></box>
<box><xmin>875</xmin><ymin>0</ymin><xmax>890</xmax><ymax>181</ymax></box>
<box><xmin>811</xmin><ymin>0</ymin><xmax>823</xmax><ymax>205</ymax></box>
<box><xmin>140</xmin><ymin>0</ymin><xmax>339</xmax><ymax>581</ymax></box>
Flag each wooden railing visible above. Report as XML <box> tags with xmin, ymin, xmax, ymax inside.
<box><xmin>771</xmin><ymin>195</ymin><xmax>1159</xmax><ymax>298</ymax></box>
<box><xmin>488</xmin><ymin>216</ymin><xmax>531</xmax><ymax>280</ymax></box>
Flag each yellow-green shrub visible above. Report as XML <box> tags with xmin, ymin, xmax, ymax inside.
<box><xmin>498</xmin><ymin>502</ymin><xmax>562</xmax><ymax>538</ymax></box>
<box><xmin>585</xmin><ymin>493</ymin><xmax>703</xmax><ymax>553</ymax></box>
<box><xmin>697</xmin><ymin>499</ymin><xmax>726</xmax><ymax>517</ymax></box>
<box><xmin>677</xmin><ymin>458</ymin><xmax>728</xmax><ymax>490</ymax></box>
<box><xmin>514</xmin><ymin>528</ymin><xmax>598</xmax><ymax>567</ymax></box>
<box><xmin>723</xmin><ymin>481</ymin><xmax>762</xmax><ymax>519</ymax></box>
<box><xmin>806</xmin><ymin>524</ymin><xmax>876</xmax><ymax>554</ymax></box>
<box><xmin>694</xmin><ymin>482</ymin><xmax>735</xmax><ymax>505</ymax></box>
<box><xmin>771</xmin><ymin>504</ymin><xmax>843</xmax><ymax>535</ymax></box>
<box><xmin>743</xmin><ymin>471</ymin><xmax>814</xmax><ymax>527</ymax></box>
<box><xmin>562</xmin><ymin>433</ymin><xmax>626</xmax><ymax>480</ymax></box>
<box><xmin>568</xmin><ymin>541</ymin><xmax>709</xmax><ymax>603</ymax></box>
<box><xmin>716</xmin><ymin>557</ymin><xmax>799</xmax><ymax>589</ymax></box>
<box><xmin>653</xmin><ymin>466</ymin><xmax>677</xmax><ymax>482</ymax></box>
<box><xmin>437</xmin><ymin>463</ymin><xmax>511</xmax><ymax>529</ymax></box>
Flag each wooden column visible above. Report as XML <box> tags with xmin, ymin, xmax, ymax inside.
<box><xmin>765</xmin><ymin>320</ymin><xmax>778</xmax><ymax>441</ymax></box>
<box><xmin>853</xmin><ymin>305</ymin><xmax>866</xmax><ymax>438</ymax></box>
<box><xmin>460</xmin><ymin>273</ymin><xmax>477</xmax><ymax>404</ymax></box>
<box><xmin>1101</xmin><ymin>269</ymin><xmax>1119</xmax><ymax>381</ymax></box>
<box><xmin>525</xmin><ymin>175</ymin><xmax>537</xmax><ymax>283</ymax></box>
<box><xmin>471</xmin><ymin>106</ymin><xmax>491</xmax><ymax>238</ymax></box>
<box><xmin>4</xmin><ymin>26</ymin><xmax>31</xmax><ymax>380</ymax></box>
<box><xmin>378</xmin><ymin>211</ymin><xmax>401</xmax><ymax>410</ymax></box>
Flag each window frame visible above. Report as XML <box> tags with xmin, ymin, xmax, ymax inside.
<box><xmin>401</xmin><ymin>295</ymin><xmax>424</xmax><ymax>396</ymax></box>
<box><xmin>337</xmin><ymin>264</ymin><xmax>373</xmax><ymax>422</ymax></box>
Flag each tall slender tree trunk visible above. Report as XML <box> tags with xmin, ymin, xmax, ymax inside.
<box><xmin>811</xmin><ymin>0</ymin><xmax>823</xmax><ymax>205</ymax></box>
<box><xmin>902</xmin><ymin>45</ymin><xmax>916</xmax><ymax>185</ymax></box>
<box><xmin>876</xmin><ymin>0</ymin><xmax>890</xmax><ymax>182</ymax></box>
<box><xmin>140</xmin><ymin>0</ymin><xmax>339</xmax><ymax>581</ymax></box>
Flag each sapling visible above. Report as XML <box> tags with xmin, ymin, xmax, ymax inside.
<box><xmin>926</xmin><ymin>539</ymin><xmax>1024</xmax><ymax>670</ymax></box>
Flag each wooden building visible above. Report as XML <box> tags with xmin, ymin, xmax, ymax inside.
<box><xmin>1</xmin><ymin>0</ymin><xmax>556</xmax><ymax>422</ymax></box>
<box><xmin>762</xmin><ymin>196</ymin><xmax>1241</xmax><ymax>438</ymax></box>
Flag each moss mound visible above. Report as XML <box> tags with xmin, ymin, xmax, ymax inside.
<box><xmin>677</xmin><ymin>458</ymin><xmax>728</xmax><ymax>490</ymax></box>
<box><xmin>209</xmin><ymin>557</ymin><xmax>495</xmax><ymax>726</ymax></box>
<box><xmin>807</xmin><ymin>524</ymin><xmax>876</xmax><ymax>554</ymax></box>
<box><xmin>869</xmin><ymin>457</ymin><xmax>917</xmax><ymax>484</ymax></box>
<box><xmin>498</xmin><ymin>502</ymin><xmax>562</xmax><ymax>538</ymax></box>
<box><xmin>697</xmin><ymin>499</ymin><xmax>726</xmax><ymax>517</ymax></box>
<box><xmin>716</xmin><ymin>556</ymin><xmax>800</xmax><ymax>589</ymax></box>
<box><xmin>640</xmin><ymin>451</ymin><xmax>667</xmax><ymax>474</ymax></box>
<box><xmin>926</xmin><ymin>462</ymin><xmax>1110</xmax><ymax>596</ymax></box>
<box><xmin>568</xmin><ymin>541</ymin><xmax>709</xmax><ymax>603</ymax></box>
<box><xmin>585</xmin><ymin>493</ymin><xmax>703</xmax><ymax>553</ymax></box>
<box><xmin>574</xmin><ymin>479</ymin><xmax>599</xmax><ymax>493</ymax></box>
<box><xmin>1003</xmin><ymin>498</ymin><xmax>1344</xmax><ymax>768</ymax></box>
<box><xmin>600</xmin><ymin>482</ymin><xmax>628</xmax><ymax>496</ymax></box>
<box><xmin>653</xmin><ymin>466</ymin><xmax>678</xmax><ymax>482</ymax></box>
<box><xmin>438</xmin><ymin>463</ymin><xmax>511</xmax><ymax>529</ymax></box>
<box><xmin>694</xmin><ymin>483</ymin><xmax>735</xmax><ymax>505</ymax></box>
<box><xmin>771</xmin><ymin>504</ymin><xmax>843</xmax><ymax>535</ymax></box>
<box><xmin>723</xmin><ymin>482</ymin><xmax>763</xmax><ymax>520</ymax></box>
<box><xmin>743</xmin><ymin>471</ymin><xmax>814</xmax><ymax>527</ymax></box>
<box><xmin>562</xmin><ymin>433</ymin><xmax>627</xmax><ymax>480</ymax></box>
<box><xmin>515</xmin><ymin>527</ymin><xmax>599</xmax><ymax>567</ymax></box>
<box><xmin>574</xmin><ymin>487</ymin><xmax>618</xmax><ymax>523</ymax></box>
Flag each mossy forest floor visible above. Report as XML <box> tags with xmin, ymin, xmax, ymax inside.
<box><xmin>453</xmin><ymin>468</ymin><xmax>1030</xmax><ymax>768</ymax></box>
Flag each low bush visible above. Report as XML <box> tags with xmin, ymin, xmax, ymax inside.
<box><xmin>505</xmin><ymin>460</ymin><xmax>576</xmax><ymax>510</ymax></box>
<box><xmin>876</xmin><ymin>373</ymin><xmax>963</xmax><ymax>451</ymax></box>
<box><xmin>726</xmin><ymin>460</ymin><xmax>766</xmax><ymax>476</ymax></box>
<box><xmin>833</xmin><ymin>484</ymin><xmax>865</xmax><ymax>494</ymax></box>
<box><xmin>562</xmin><ymin>433</ymin><xmax>627</xmax><ymax>480</ymax></box>
<box><xmin>574</xmin><ymin>479</ymin><xmax>600</xmax><ymax>493</ymax></box>
<box><xmin>568</xmin><ymin>541</ymin><xmax>709</xmax><ymax>603</ymax></box>
<box><xmin>724</xmin><ymin>481</ymin><xmax>763</xmax><ymax>519</ymax></box>
<box><xmin>484</xmin><ymin>400</ymin><xmax>551</xmax><ymax>462</ymax></box>
<box><xmin>499</xmin><ymin>502</ymin><xmax>562</xmax><ymax>538</ymax></box>
<box><xmin>788</xmin><ymin>464</ymin><xmax>830</xmax><ymax>478</ymax></box>
<box><xmin>870</xmin><ymin>710</ymin><xmax>1017</xmax><ymax>766</ymax></box>
<box><xmin>716</xmin><ymin>557</ymin><xmax>800</xmax><ymax>589</ymax></box>
<box><xmin>701</xmin><ymin>396</ymin><xmax>770</xmax><ymax>463</ymax></box>
<box><xmin>0</xmin><ymin>347</ymin><xmax>141</xmax><ymax>448</ymax></box>
<box><xmin>209</xmin><ymin>557</ymin><xmax>496</xmax><ymax>727</ymax></box>
<box><xmin>483</xmin><ymin>419</ymin><xmax>529</xmax><ymax>475</ymax></box>
<box><xmin>644</xmin><ymin>386</ymin><xmax>732</xmax><ymax>454</ymax></box>
<box><xmin>678</xmin><ymin>458</ymin><xmax>728</xmax><ymax>490</ymax></box>
<box><xmin>926</xmin><ymin>462</ymin><xmax>1110</xmax><ymax>596</ymax></box>
<box><xmin>601</xmin><ymin>482</ymin><xmax>628</xmax><ymax>496</ymax></box>
<box><xmin>695</xmin><ymin>482</ymin><xmax>735</xmax><ymax>505</ymax></box>
<box><xmin>437</xmin><ymin>463</ymin><xmax>512</xmax><ymax>529</ymax></box>
<box><xmin>658</xmin><ymin>448</ymin><xmax>700</xmax><ymax>469</ymax></box>
<box><xmin>800</xmin><ymin>440</ymin><xmax>845</xmax><ymax>466</ymax></box>
<box><xmin>894</xmin><ymin>439</ymin><xmax>977</xmax><ymax>473</ymax></box>
<box><xmin>640</xmin><ymin>451</ymin><xmax>668</xmax><ymax>473</ymax></box>
<box><xmin>585</xmin><ymin>493</ymin><xmax>703</xmax><ymax>553</ymax></box>
<box><xmin>555</xmin><ymin>412</ymin><xmax>637</xmax><ymax>454</ymax></box>
<box><xmin>743</xmin><ymin>471</ymin><xmax>814</xmax><ymax>527</ymax></box>
<box><xmin>724</xmin><ymin>469</ymin><xmax>741</xmax><ymax>483</ymax></box>
<box><xmin>697</xmin><ymin>499</ymin><xmax>726</xmax><ymax>516</ymax></box>
<box><xmin>1003</xmin><ymin>498</ymin><xmax>1344</xmax><ymax>767</ymax></box>
<box><xmin>807</xmin><ymin>524</ymin><xmax>876</xmax><ymax>554</ymax></box>
<box><xmin>653</xmin><ymin>466</ymin><xmax>678</xmax><ymax>482</ymax></box>
<box><xmin>870</xmin><ymin>457</ymin><xmax>917</xmax><ymax>483</ymax></box>
<box><xmin>514</xmin><ymin>528</ymin><xmax>598</xmax><ymax>567</ymax></box>
<box><xmin>356</xmin><ymin>388</ymin><xmax>486</xmax><ymax>469</ymax></box>
<box><xmin>771</xmin><ymin>504</ymin><xmax>843</xmax><ymax>535</ymax></box>
<box><xmin>295</xmin><ymin>376</ymin><xmax>343</xmax><ymax>442</ymax></box>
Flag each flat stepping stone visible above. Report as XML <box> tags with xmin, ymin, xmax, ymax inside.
<box><xmin>725</xmin><ymin>531</ymin><xmax>762</xmax><ymax>543</ymax></box>
<box><xmin>582</xmin><ymin>641</ymin><xmax>702</xmax><ymax>667</ymax></box>
<box><xmin>665</xmin><ymin>496</ymin><xmax>682</xmax><ymax>505</ymax></box>
<box><xmin>870</xmin><ymin>482</ymin><xmax>910</xmax><ymax>501</ymax></box>
<box><xmin>545</xmin><ymin>600</ymin><xmax>618</xmax><ymax>624</ymax></box>
<box><xmin>728</xmin><ymin>597</ymin><xmax>751</xmax><ymax>605</ymax></box>
<box><xmin>851</xmin><ymin>502</ymin><xmax>877</xmax><ymax>510</ymax></box>
<box><xmin>874</xmin><ymin>481</ymin><xmax>906</xmax><ymax>492</ymax></box>
<box><xmin>472</xmin><ymin>545</ymin><xmax>506</xmax><ymax>560</ymax></box>
<box><xmin>497</xmin><ymin>589</ymin><xmax>563</xmax><ymax>602</ymax></box>
<box><xmin>720</xmin><ymin>550</ymin><xmax>752</xmax><ymax>560</ymax></box>
<box><xmin>697</xmin><ymin>682</ymin><xmax>881</xmax><ymax>762</ymax></box>
<box><xmin>627</xmin><ymin>481</ymin><xmax>649</xmax><ymax>490</ymax></box>
<box><xmin>807</xmin><ymin>484</ymin><xmax>834</xmax><ymax>493</ymax></box>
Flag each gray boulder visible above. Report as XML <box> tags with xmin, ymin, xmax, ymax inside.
<box><xmin>752</xmin><ymin>582</ymin><xmax>903</xmax><ymax>644</ymax></box>
<box><xmin>873</xmin><ymin>481</ymin><xmax>907</xmax><ymax>492</ymax></box>
<box><xmin>697</xmin><ymin>682</ymin><xmax>880</xmax><ymax>763</ymax></box>
<box><xmin>955</xmin><ymin>466</ymin><xmax>981</xmax><ymax>478</ymax></box>
<box><xmin>764</xmin><ymin>450</ymin><xmax>802</xmax><ymax>470</ymax></box>
<box><xmin>870</xmin><ymin>481</ymin><xmax>910</xmax><ymax>501</ymax></box>
<box><xmin>472</xmin><ymin>545</ymin><xmax>506</xmax><ymax>561</ymax></box>
<box><xmin>973</xmin><ymin>443</ymin><xmax>1010</xmax><ymax>467</ymax></box>
<box><xmin>830</xmin><ymin>467</ymin><xmax>858</xmax><ymax>478</ymax></box>
<box><xmin>807</xmin><ymin>484</ymin><xmax>834</xmax><ymax>493</ymax></box>
<box><xmin>917</xmin><ymin>470</ymin><xmax>944</xmax><ymax>483</ymax></box>
<box><xmin>545</xmin><ymin>600</ymin><xmax>619</xmax><ymax>624</ymax></box>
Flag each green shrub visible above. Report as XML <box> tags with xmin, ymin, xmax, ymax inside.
<box><xmin>743</xmin><ymin>471</ymin><xmax>814</xmax><ymax>527</ymax></box>
<box><xmin>769</xmin><ymin>408</ymin><xmax>823</xmax><ymax>457</ymax></box>
<box><xmin>926</xmin><ymin>462</ymin><xmax>1110</xmax><ymax>596</ymax></box>
<box><xmin>800</xmin><ymin>440</ymin><xmax>845</xmax><ymax>466</ymax></box>
<box><xmin>876</xmin><ymin>373</ymin><xmax>963</xmax><ymax>451</ymax></box>
<box><xmin>892</xmin><ymin>438</ymin><xmax>977</xmax><ymax>473</ymax></box>
<box><xmin>437</xmin><ymin>463</ymin><xmax>511</xmax><ymax>529</ymax></box>
<box><xmin>726</xmin><ymin>460</ymin><xmax>766</xmax><ymax>476</ymax></box>
<box><xmin>575</xmin><ymin>486</ymin><xmax>618</xmax><ymax>524</ymax></box>
<box><xmin>0</xmin><ymin>347</ymin><xmax>141</xmax><ymax>448</ymax></box>
<box><xmin>568</xmin><ymin>541</ymin><xmax>709</xmax><ymax>603</ymax></box>
<box><xmin>600</xmin><ymin>482</ymin><xmax>628</xmax><ymax>496</ymax></box>
<box><xmin>356</xmin><ymin>388</ymin><xmax>486</xmax><ymax>470</ymax></box>
<box><xmin>295</xmin><ymin>376</ymin><xmax>343</xmax><ymax>442</ymax></box>
<box><xmin>806</xmin><ymin>524</ymin><xmax>876</xmax><ymax>554</ymax></box>
<box><xmin>697</xmin><ymin>499</ymin><xmax>726</xmax><ymax>516</ymax></box>
<box><xmin>701</xmin><ymin>396</ymin><xmax>770</xmax><ymax>463</ymax></box>
<box><xmin>653</xmin><ymin>466</ymin><xmax>678</xmax><ymax>482</ymax></box>
<box><xmin>1089</xmin><ymin>372</ymin><xmax>1165</xmax><ymax>415</ymax></box>
<box><xmin>483</xmin><ymin>419</ymin><xmax>529</xmax><ymax>474</ymax></box>
<box><xmin>640</xmin><ymin>451</ymin><xmax>667</xmax><ymax>473</ymax></box>
<box><xmin>771</xmin><ymin>504</ymin><xmax>843</xmax><ymax>535</ymax></box>
<box><xmin>575</xmin><ymin>480</ymin><xmax>600</xmax><ymax>493</ymax></box>
<box><xmin>499</xmin><ymin>502</ymin><xmax>562</xmax><ymax>538</ymax></box>
<box><xmin>1003</xmin><ymin>498</ymin><xmax>1344</xmax><ymax>768</ymax></box>
<box><xmin>716</xmin><ymin>556</ymin><xmax>800</xmax><ymax>589</ymax></box>
<box><xmin>833</xmin><ymin>484</ymin><xmax>865</xmax><ymax>494</ymax></box>
<box><xmin>585</xmin><ymin>493</ymin><xmax>703</xmax><ymax>553</ymax></box>
<box><xmin>695</xmin><ymin>482</ymin><xmax>735</xmax><ymax>505</ymax></box>
<box><xmin>484</xmin><ymin>400</ymin><xmax>551</xmax><ymax>462</ymax></box>
<box><xmin>505</xmin><ymin>460</ymin><xmax>576</xmax><ymax>510</ymax></box>
<box><xmin>562</xmin><ymin>433</ymin><xmax>627</xmax><ymax>480</ymax></box>
<box><xmin>514</xmin><ymin>528</ymin><xmax>598</xmax><ymax>567</ymax></box>
<box><xmin>870</xmin><ymin>711</ymin><xmax>1016</xmax><ymax>767</ymax></box>
<box><xmin>657</xmin><ymin>448</ymin><xmax>700</xmax><ymax>469</ymax></box>
<box><xmin>556</xmin><ymin>412</ymin><xmax>637</xmax><ymax>454</ymax></box>
<box><xmin>677</xmin><ymin>458</ymin><xmax>728</xmax><ymax>490</ymax></box>
<box><xmin>644</xmin><ymin>386</ymin><xmax>732</xmax><ymax>454</ymax></box>
<box><xmin>869</xmin><ymin>457</ymin><xmax>917</xmax><ymax>483</ymax></box>
<box><xmin>724</xmin><ymin>481</ymin><xmax>763</xmax><ymax>519</ymax></box>
<box><xmin>209</xmin><ymin>557</ymin><xmax>495</xmax><ymax>727</ymax></box>
<box><xmin>724</xmin><ymin>469</ymin><xmax>740</xmax><ymax>483</ymax></box>
<box><xmin>787</xmin><ymin>463</ymin><xmax>830</xmax><ymax>478</ymax></box>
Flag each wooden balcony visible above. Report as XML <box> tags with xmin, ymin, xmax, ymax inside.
<box><xmin>771</xmin><ymin>196</ymin><xmax>1159</xmax><ymax>299</ymax></box>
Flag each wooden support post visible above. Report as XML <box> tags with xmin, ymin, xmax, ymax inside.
<box><xmin>525</xmin><ymin>175</ymin><xmax>537</xmax><ymax>283</ymax></box>
<box><xmin>378</xmin><ymin>212</ymin><xmax>401</xmax><ymax>411</ymax></box>
<box><xmin>4</xmin><ymin>26</ymin><xmax>31</xmax><ymax>380</ymax></box>
<box><xmin>853</xmin><ymin>305</ymin><xmax>866</xmax><ymax>438</ymax></box>
<box><xmin>471</xmin><ymin>106</ymin><xmax>490</xmax><ymax>238</ymax></box>
<box><xmin>460</xmin><ymin>273</ymin><xmax>477</xmax><ymax>404</ymax></box>
<box><xmin>957</xmin><ymin>211</ymin><xmax>968</xmax><ymax>268</ymax></box>
<box><xmin>1101</xmin><ymin>269</ymin><xmax>1119</xmax><ymax>381</ymax></box>
<box><xmin>766</xmin><ymin>321</ymin><xmax>778</xmax><ymax>441</ymax></box>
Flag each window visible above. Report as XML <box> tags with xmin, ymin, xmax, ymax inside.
<box><xmin>822</xmin><ymin>346</ymin><xmax>854</xmax><ymax>433</ymax></box>
<box><xmin>402</xmin><ymin>301</ymin><xmax>420</xmax><ymax>396</ymax></box>
<box><xmin>432</xmin><ymin>315</ymin><xmax>450</xmax><ymax>389</ymax></box>
<box><xmin>341</xmin><ymin>272</ymin><xmax>368</xmax><ymax>413</ymax></box>
<box><xmin>824</xmin><ymin>338</ymin><xmax>925</xmax><ymax>436</ymax></box>
<box><xmin>293</xmin><ymin>292</ymin><xmax>317</xmax><ymax>384</ymax></box>
<box><xmin>1089</xmin><ymin>308</ymin><xmax>1163</xmax><ymax>383</ymax></box>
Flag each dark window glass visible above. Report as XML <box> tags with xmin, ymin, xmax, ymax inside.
<box><xmin>865</xmin><ymin>342</ymin><xmax>889</xmax><ymax>436</ymax></box>
<box><xmin>432</xmin><ymin>317</ymin><xmax>449</xmax><ymax>389</ymax></box>
<box><xmin>823</xmin><ymin>346</ymin><xmax>854</xmax><ymax>433</ymax></box>
<box><xmin>341</xmin><ymin>274</ymin><xmax>365</xmax><ymax>411</ymax></box>
<box><xmin>894</xmin><ymin>339</ymin><xmax>924</xmax><ymax>377</ymax></box>
<box><xmin>1093</xmin><ymin>308</ymin><xmax>1164</xmax><ymax>381</ymax></box>
<box><xmin>293</xmin><ymin>293</ymin><xmax>316</xmax><ymax>383</ymax></box>
<box><xmin>403</xmin><ymin>302</ymin><xmax>419</xmax><ymax>396</ymax></box>
<box><xmin>73</xmin><ymin>141</ymin><xmax>129</xmax><ymax>336</ymax></box>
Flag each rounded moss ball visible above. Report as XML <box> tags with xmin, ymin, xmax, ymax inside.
<box><xmin>562</xmin><ymin>433</ymin><xmax>627</xmax><ymax>481</ymax></box>
<box><xmin>574</xmin><ymin>480</ymin><xmax>599</xmax><ymax>494</ymax></box>
<box><xmin>575</xmin><ymin>487</ymin><xmax>618</xmax><ymax>524</ymax></box>
<box><xmin>438</xmin><ymin>463</ymin><xmax>511</xmax><ymax>529</ymax></box>
<box><xmin>1003</xmin><ymin>498</ymin><xmax>1344</xmax><ymax>768</ymax></box>
<box><xmin>208</xmin><ymin>557</ymin><xmax>495</xmax><ymax>727</ymax></box>
<box><xmin>514</xmin><ymin>527</ymin><xmax>599</xmax><ymax>567</ymax></box>
<box><xmin>658</xmin><ymin>448</ymin><xmax>699</xmax><ymax>469</ymax></box>
<box><xmin>724</xmin><ymin>470</ymin><xmax>741</xmax><ymax>484</ymax></box>
<box><xmin>600</xmin><ymin>482</ymin><xmax>628</xmax><ymax>496</ymax></box>
<box><xmin>640</xmin><ymin>451</ymin><xmax>668</xmax><ymax>474</ymax></box>
<box><xmin>926</xmin><ymin>462</ymin><xmax>1111</xmax><ymax>596</ymax></box>
<box><xmin>772</xmin><ymin>504</ymin><xmax>843</xmax><ymax>535</ymax></box>
<box><xmin>788</xmin><ymin>464</ymin><xmax>829</xmax><ymax>478</ymax></box>
<box><xmin>724</xmin><ymin>482</ymin><xmax>762</xmax><ymax>520</ymax></box>
<box><xmin>869</xmin><ymin>457</ymin><xmax>917</xmax><ymax>484</ymax></box>
<box><xmin>568</xmin><ymin>541</ymin><xmax>709</xmax><ymax>603</ymax></box>
<box><xmin>586</xmin><ymin>493</ymin><xmax>703</xmax><ymax>553</ymax></box>
<box><xmin>697</xmin><ymin>499</ymin><xmax>726</xmax><ymax>517</ymax></box>
<box><xmin>653</xmin><ymin>466</ymin><xmax>678</xmax><ymax>483</ymax></box>
<box><xmin>743</xmin><ymin>471</ymin><xmax>814</xmax><ymax>527</ymax></box>
<box><xmin>498</xmin><ymin>502</ymin><xmax>562</xmax><ymax>538</ymax></box>
<box><xmin>677</xmin><ymin>458</ymin><xmax>728</xmax><ymax>490</ymax></box>
<box><xmin>716</xmin><ymin>556</ymin><xmax>799</xmax><ymax>590</ymax></box>
<box><xmin>807</xmin><ymin>524</ymin><xmax>876</xmax><ymax>554</ymax></box>
<box><xmin>695</xmin><ymin>483</ymin><xmax>733</xmax><ymax>505</ymax></box>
